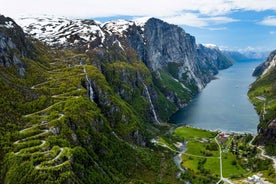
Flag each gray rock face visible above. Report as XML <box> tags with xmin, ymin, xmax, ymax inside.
<box><xmin>253</xmin><ymin>50</ymin><xmax>276</xmax><ymax>77</ymax></box>
<box><xmin>0</xmin><ymin>15</ymin><xmax>33</xmax><ymax>77</ymax></box>
<box><xmin>126</xmin><ymin>18</ymin><xmax>232</xmax><ymax>91</ymax></box>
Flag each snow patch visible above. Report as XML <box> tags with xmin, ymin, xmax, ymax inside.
<box><xmin>113</xmin><ymin>40</ymin><xmax>124</xmax><ymax>51</ymax></box>
<box><xmin>16</xmin><ymin>16</ymin><xmax>104</xmax><ymax>47</ymax></box>
<box><xmin>103</xmin><ymin>19</ymin><xmax>133</xmax><ymax>35</ymax></box>
<box><xmin>202</xmin><ymin>43</ymin><xmax>218</xmax><ymax>49</ymax></box>
<box><xmin>0</xmin><ymin>21</ymin><xmax>14</xmax><ymax>28</ymax></box>
<box><xmin>133</xmin><ymin>17</ymin><xmax>150</xmax><ymax>27</ymax></box>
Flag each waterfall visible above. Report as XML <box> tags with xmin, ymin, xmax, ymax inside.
<box><xmin>143</xmin><ymin>83</ymin><xmax>160</xmax><ymax>124</ymax></box>
<box><xmin>83</xmin><ymin>65</ymin><xmax>94</xmax><ymax>102</ymax></box>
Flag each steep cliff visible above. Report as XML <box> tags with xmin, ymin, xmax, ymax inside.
<box><xmin>106</xmin><ymin>18</ymin><xmax>232</xmax><ymax>93</ymax></box>
<box><xmin>0</xmin><ymin>15</ymin><xmax>34</xmax><ymax>77</ymax></box>
<box><xmin>249</xmin><ymin>49</ymin><xmax>276</xmax><ymax>155</ymax></box>
<box><xmin>253</xmin><ymin>50</ymin><xmax>276</xmax><ymax>77</ymax></box>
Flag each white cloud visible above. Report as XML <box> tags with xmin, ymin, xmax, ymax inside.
<box><xmin>270</xmin><ymin>31</ymin><xmax>276</xmax><ymax>34</ymax></box>
<box><xmin>163</xmin><ymin>13</ymin><xmax>236</xmax><ymax>27</ymax></box>
<box><xmin>260</xmin><ymin>16</ymin><xmax>276</xmax><ymax>26</ymax></box>
<box><xmin>0</xmin><ymin>0</ymin><xmax>276</xmax><ymax>27</ymax></box>
<box><xmin>162</xmin><ymin>13</ymin><xmax>209</xmax><ymax>27</ymax></box>
<box><xmin>231</xmin><ymin>0</ymin><xmax>276</xmax><ymax>12</ymax></box>
<box><xmin>206</xmin><ymin>27</ymin><xmax>227</xmax><ymax>31</ymax></box>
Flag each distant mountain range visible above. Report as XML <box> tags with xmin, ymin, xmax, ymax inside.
<box><xmin>223</xmin><ymin>50</ymin><xmax>269</xmax><ymax>62</ymax></box>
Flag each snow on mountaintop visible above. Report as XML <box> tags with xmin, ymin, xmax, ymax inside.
<box><xmin>16</xmin><ymin>16</ymin><xmax>105</xmax><ymax>47</ymax></box>
<box><xmin>133</xmin><ymin>17</ymin><xmax>150</xmax><ymax>27</ymax></box>
<box><xmin>15</xmin><ymin>16</ymin><xmax>147</xmax><ymax>48</ymax></box>
<box><xmin>202</xmin><ymin>43</ymin><xmax>218</xmax><ymax>49</ymax></box>
<box><xmin>102</xmin><ymin>19</ymin><xmax>134</xmax><ymax>35</ymax></box>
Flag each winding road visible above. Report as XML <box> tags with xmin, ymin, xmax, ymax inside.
<box><xmin>13</xmin><ymin>56</ymin><xmax>92</xmax><ymax>170</ymax></box>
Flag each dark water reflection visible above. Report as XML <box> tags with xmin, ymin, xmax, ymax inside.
<box><xmin>170</xmin><ymin>61</ymin><xmax>261</xmax><ymax>133</ymax></box>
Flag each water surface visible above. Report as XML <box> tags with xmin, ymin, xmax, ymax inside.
<box><xmin>170</xmin><ymin>60</ymin><xmax>261</xmax><ymax>133</ymax></box>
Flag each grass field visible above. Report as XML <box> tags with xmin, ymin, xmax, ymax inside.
<box><xmin>185</xmin><ymin>140</ymin><xmax>220</xmax><ymax>157</ymax></box>
<box><xmin>222</xmin><ymin>152</ymin><xmax>247</xmax><ymax>178</ymax></box>
<box><xmin>204</xmin><ymin>157</ymin><xmax>220</xmax><ymax>176</ymax></box>
<box><xmin>174</xmin><ymin>126</ymin><xmax>217</xmax><ymax>139</ymax></box>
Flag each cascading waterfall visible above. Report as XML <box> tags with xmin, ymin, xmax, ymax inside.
<box><xmin>143</xmin><ymin>83</ymin><xmax>160</xmax><ymax>124</ymax></box>
<box><xmin>83</xmin><ymin>65</ymin><xmax>94</xmax><ymax>102</ymax></box>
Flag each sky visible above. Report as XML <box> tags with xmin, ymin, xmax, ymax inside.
<box><xmin>1</xmin><ymin>0</ymin><xmax>276</xmax><ymax>52</ymax></box>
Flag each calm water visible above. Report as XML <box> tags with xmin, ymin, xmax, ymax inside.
<box><xmin>170</xmin><ymin>60</ymin><xmax>261</xmax><ymax>133</ymax></box>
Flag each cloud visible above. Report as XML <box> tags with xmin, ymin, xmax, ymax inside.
<box><xmin>260</xmin><ymin>16</ymin><xmax>276</xmax><ymax>26</ymax></box>
<box><xmin>270</xmin><ymin>31</ymin><xmax>276</xmax><ymax>34</ymax></box>
<box><xmin>231</xmin><ymin>0</ymin><xmax>276</xmax><ymax>12</ymax></box>
<box><xmin>0</xmin><ymin>0</ymin><xmax>276</xmax><ymax>28</ymax></box>
<box><xmin>162</xmin><ymin>13</ymin><xmax>237</xmax><ymax>27</ymax></box>
<box><xmin>206</xmin><ymin>27</ymin><xmax>227</xmax><ymax>31</ymax></box>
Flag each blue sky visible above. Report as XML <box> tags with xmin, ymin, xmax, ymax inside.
<box><xmin>1</xmin><ymin>0</ymin><xmax>276</xmax><ymax>52</ymax></box>
<box><xmin>182</xmin><ymin>10</ymin><xmax>276</xmax><ymax>52</ymax></box>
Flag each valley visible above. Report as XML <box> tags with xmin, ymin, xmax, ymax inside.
<box><xmin>0</xmin><ymin>13</ymin><xmax>275</xmax><ymax>184</ymax></box>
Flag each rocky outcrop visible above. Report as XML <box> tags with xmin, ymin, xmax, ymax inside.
<box><xmin>258</xmin><ymin>118</ymin><xmax>276</xmax><ymax>145</ymax></box>
<box><xmin>0</xmin><ymin>15</ymin><xmax>33</xmax><ymax>77</ymax></box>
<box><xmin>253</xmin><ymin>50</ymin><xmax>276</xmax><ymax>77</ymax></box>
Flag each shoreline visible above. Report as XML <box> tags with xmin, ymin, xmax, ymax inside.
<box><xmin>173</xmin><ymin>124</ymin><xmax>257</xmax><ymax>136</ymax></box>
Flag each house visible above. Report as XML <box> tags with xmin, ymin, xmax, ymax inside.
<box><xmin>218</xmin><ymin>133</ymin><xmax>229</xmax><ymax>143</ymax></box>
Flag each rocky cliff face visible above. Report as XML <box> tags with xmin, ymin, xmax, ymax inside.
<box><xmin>253</xmin><ymin>50</ymin><xmax>276</xmax><ymax>77</ymax></box>
<box><xmin>0</xmin><ymin>15</ymin><xmax>34</xmax><ymax>77</ymax></box>
<box><xmin>106</xmin><ymin>18</ymin><xmax>232</xmax><ymax>91</ymax></box>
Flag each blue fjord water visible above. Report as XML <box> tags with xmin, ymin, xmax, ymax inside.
<box><xmin>170</xmin><ymin>60</ymin><xmax>261</xmax><ymax>133</ymax></box>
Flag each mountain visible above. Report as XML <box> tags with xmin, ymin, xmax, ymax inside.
<box><xmin>222</xmin><ymin>51</ymin><xmax>249</xmax><ymax>62</ymax></box>
<box><xmin>16</xmin><ymin>16</ymin><xmax>232</xmax><ymax>108</ymax></box>
<box><xmin>249</xmin><ymin>49</ymin><xmax>276</xmax><ymax>156</ymax></box>
<box><xmin>0</xmin><ymin>15</ymin><xmax>232</xmax><ymax>183</ymax></box>
<box><xmin>242</xmin><ymin>51</ymin><xmax>268</xmax><ymax>60</ymax></box>
<box><xmin>223</xmin><ymin>50</ymin><xmax>268</xmax><ymax>62</ymax></box>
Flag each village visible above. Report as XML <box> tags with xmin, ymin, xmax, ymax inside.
<box><xmin>152</xmin><ymin>126</ymin><xmax>276</xmax><ymax>184</ymax></box>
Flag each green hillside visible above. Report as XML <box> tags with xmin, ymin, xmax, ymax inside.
<box><xmin>0</xmin><ymin>42</ymin><xmax>183</xmax><ymax>183</ymax></box>
<box><xmin>248</xmin><ymin>59</ymin><xmax>276</xmax><ymax>156</ymax></box>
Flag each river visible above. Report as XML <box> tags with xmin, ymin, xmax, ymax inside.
<box><xmin>170</xmin><ymin>60</ymin><xmax>261</xmax><ymax>133</ymax></box>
